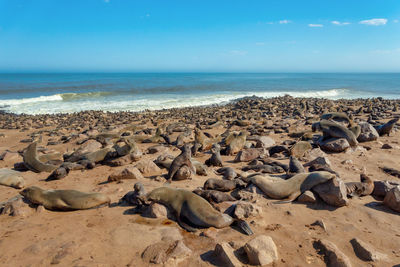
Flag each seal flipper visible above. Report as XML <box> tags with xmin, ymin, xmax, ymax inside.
<box><xmin>232</xmin><ymin>219</ymin><xmax>253</xmax><ymax>235</ymax></box>
<box><xmin>177</xmin><ymin>216</ymin><xmax>198</xmax><ymax>232</ymax></box>
<box><xmin>272</xmin><ymin>191</ymin><xmax>301</xmax><ymax>204</ymax></box>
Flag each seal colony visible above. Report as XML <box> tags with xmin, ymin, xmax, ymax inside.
<box><xmin>0</xmin><ymin>95</ymin><xmax>400</xmax><ymax>266</ymax></box>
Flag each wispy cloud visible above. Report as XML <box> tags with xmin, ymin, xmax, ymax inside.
<box><xmin>359</xmin><ymin>18</ymin><xmax>387</xmax><ymax>26</ymax></box>
<box><xmin>279</xmin><ymin>20</ymin><xmax>291</xmax><ymax>24</ymax></box>
<box><xmin>331</xmin><ymin>21</ymin><xmax>350</xmax><ymax>26</ymax></box>
<box><xmin>371</xmin><ymin>48</ymin><xmax>400</xmax><ymax>54</ymax></box>
<box><xmin>229</xmin><ymin>50</ymin><xmax>248</xmax><ymax>56</ymax></box>
<box><xmin>394</xmin><ymin>19</ymin><xmax>399</xmax><ymax>23</ymax></box>
<box><xmin>104</xmin><ymin>0</ymin><xmax>110</xmax><ymax>3</ymax></box>
<box><xmin>255</xmin><ymin>42</ymin><xmax>265</xmax><ymax>46</ymax></box>
<box><xmin>308</xmin><ymin>24</ymin><xmax>323</xmax><ymax>28</ymax></box>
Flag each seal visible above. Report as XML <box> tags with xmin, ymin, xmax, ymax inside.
<box><xmin>226</xmin><ymin>131</ymin><xmax>247</xmax><ymax>155</ymax></box>
<box><xmin>312</xmin><ymin>120</ymin><xmax>358</xmax><ymax>147</ymax></box>
<box><xmin>193</xmin><ymin>188</ymin><xmax>236</xmax><ymax>203</ymax></box>
<box><xmin>0</xmin><ymin>169</ymin><xmax>25</xmax><ymax>189</ymax></box>
<box><xmin>144</xmin><ymin>187</ymin><xmax>253</xmax><ymax>235</ymax></box>
<box><xmin>23</xmin><ymin>142</ymin><xmax>59</xmax><ymax>173</ymax></box>
<box><xmin>345</xmin><ymin>174</ymin><xmax>374</xmax><ymax>197</ymax></box>
<box><xmin>167</xmin><ymin>144</ymin><xmax>194</xmax><ymax>181</ymax></box>
<box><xmin>216</xmin><ymin>167</ymin><xmax>238</xmax><ymax>180</ymax></box>
<box><xmin>375</xmin><ymin>118</ymin><xmax>399</xmax><ymax>136</ymax></box>
<box><xmin>19</xmin><ymin>186</ymin><xmax>111</xmax><ymax>211</ymax></box>
<box><xmin>243</xmin><ymin>171</ymin><xmax>335</xmax><ymax>201</ymax></box>
<box><xmin>155</xmin><ymin>154</ymin><xmax>205</xmax><ymax>177</ymax></box>
<box><xmin>205</xmin><ymin>143</ymin><xmax>223</xmax><ymax>167</ymax></box>
<box><xmin>204</xmin><ymin>178</ymin><xmax>246</xmax><ymax>192</ymax></box>
<box><xmin>320</xmin><ymin>112</ymin><xmax>351</xmax><ymax>124</ymax></box>
<box><xmin>287</xmin><ymin>156</ymin><xmax>305</xmax><ymax>177</ymax></box>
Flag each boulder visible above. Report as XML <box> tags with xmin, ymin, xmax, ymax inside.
<box><xmin>313</xmin><ymin>177</ymin><xmax>349</xmax><ymax>207</ymax></box>
<box><xmin>319</xmin><ymin>138</ymin><xmax>350</xmax><ymax>153</ymax></box>
<box><xmin>383</xmin><ymin>186</ymin><xmax>400</xmax><ymax>212</ymax></box>
<box><xmin>244</xmin><ymin>235</ymin><xmax>278</xmax><ymax>266</ymax></box>
<box><xmin>350</xmin><ymin>238</ymin><xmax>388</xmax><ymax>262</ymax></box>
<box><xmin>314</xmin><ymin>239</ymin><xmax>352</xmax><ymax>267</ymax></box>
<box><xmin>214</xmin><ymin>242</ymin><xmax>242</xmax><ymax>267</ymax></box>
<box><xmin>255</xmin><ymin>136</ymin><xmax>276</xmax><ymax>149</ymax></box>
<box><xmin>108</xmin><ymin>166</ymin><xmax>144</xmax><ymax>182</ymax></box>
<box><xmin>297</xmin><ymin>190</ymin><xmax>317</xmax><ymax>203</ymax></box>
<box><xmin>290</xmin><ymin>141</ymin><xmax>312</xmax><ymax>158</ymax></box>
<box><xmin>135</xmin><ymin>159</ymin><xmax>162</xmax><ymax>176</ymax></box>
<box><xmin>357</xmin><ymin>122</ymin><xmax>379</xmax><ymax>142</ymax></box>
<box><xmin>233</xmin><ymin>201</ymin><xmax>261</xmax><ymax>220</ymax></box>
<box><xmin>372</xmin><ymin>180</ymin><xmax>400</xmax><ymax>197</ymax></box>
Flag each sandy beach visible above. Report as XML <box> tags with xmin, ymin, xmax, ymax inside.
<box><xmin>0</xmin><ymin>96</ymin><xmax>400</xmax><ymax>266</ymax></box>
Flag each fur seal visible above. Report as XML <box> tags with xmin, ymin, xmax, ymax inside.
<box><xmin>155</xmin><ymin>154</ymin><xmax>205</xmax><ymax>177</ymax></box>
<box><xmin>0</xmin><ymin>169</ymin><xmax>25</xmax><ymax>189</ymax></box>
<box><xmin>312</xmin><ymin>120</ymin><xmax>358</xmax><ymax>147</ymax></box>
<box><xmin>205</xmin><ymin>143</ymin><xmax>223</xmax><ymax>167</ymax></box>
<box><xmin>345</xmin><ymin>174</ymin><xmax>374</xmax><ymax>197</ymax></box>
<box><xmin>145</xmin><ymin>187</ymin><xmax>253</xmax><ymax>235</ymax></box>
<box><xmin>375</xmin><ymin>118</ymin><xmax>399</xmax><ymax>136</ymax></box>
<box><xmin>242</xmin><ymin>164</ymin><xmax>285</xmax><ymax>174</ymax></box>
<box><xmin>243</xmin><ymin>171</ymin><xmax>335</xmax><ymax>201</ymax></box>
<box><xmin>226</xmin><ymin>131</ymin><xmax>247</xmax><ymax>155</ymax></box>
<box><xmin>287</xmin><ymin>156</ymin><xmax>306</xmax><ymax>176</ymax></box>
<box><xmin>20</xmin><ymin>186</ymin><xmax>110</xmax><ymax>211</ymax></box>
<box><xmin>204</xmin><ymin>178</ymin><xmax>246</xmax><ymax>192</ymax></box>
<box><xmin>167</xmin><ymin>144</ymin><xmax>194</xmax><ymax>181</ymax></box>
<box><xmin>216</xmin><ymin>167</ymin><xmax>238</xmax><ymax>180</ymax></box>
<box><xmin>193</xmin><ymin>188</ymin><xmax>236</xmax><ymax>203</ymax></box>
<box><xmin>320</xmin><ymin>112</ymin><xmax>351</xmax><ymax>124</ymax></box>
<box><xmin>120</xmin><ymin>182</ymin><xmax>147</xmax><ymax>206</ymax></box>
<box><xmin>23</xmin><ymin>142</ymin><xmax>59</xmax><ymax>173</ymax></box>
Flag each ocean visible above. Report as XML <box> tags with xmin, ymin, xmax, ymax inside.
<box><xmin>0</xmin><ymin>73</ymin><xmax>399</xmax><ymax>115</ymax></box>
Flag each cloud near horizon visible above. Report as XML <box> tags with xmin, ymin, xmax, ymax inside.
<box><xmin>331</xmin><ymin>21</ymin><xmax>350</xmax><ymax>26</ymax></box>
<box><xmin>359</xmin><ymin>18</ymin><xmax>387</xmax><ymax>26</ymax></box>
<box><xmin>308</xmin><ymin>24</ymin><xmax>323</xmax><ymax>27</ymax></box>
<box><xmin>279</xmin><ymin>20</ymin><xmax>291</xmax><ymax>24</ymax></box>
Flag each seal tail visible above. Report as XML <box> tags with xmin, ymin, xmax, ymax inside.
<box><xmin>233</xmin><ymin>219</ymin><xmax>253</xmax><ymax>235</ymax></box>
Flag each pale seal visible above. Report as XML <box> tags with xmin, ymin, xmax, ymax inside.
<box><xmin>144</xmin><ymin>187</ymin><xmax>253</xmax><ymax>235</ymax></box>
<box><xmin>0</xmin><ymin>169</ymin><xmax>25</xmax><ymax>189</ymax></box>
<box><xmin>20</xmin><ymin>186</ymin><xmax>110</xmax><ymax>211</ymax></box>
<box><xmin>243</xmin><ymin>171</ymin><xmax>336</xmax><ymax>201</ymax></box>
<box><xmin>167</xmin><ymin>144</ymin><xmax>194</xmax><ymax>181</ymax></box>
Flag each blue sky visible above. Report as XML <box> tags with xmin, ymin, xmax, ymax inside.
<box><xmin>0</xmin><ymin>0</ymin><xmax>399</xmax><ymax>72</ymax></box>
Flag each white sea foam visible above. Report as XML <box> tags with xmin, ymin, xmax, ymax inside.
<box><xmin>0</xmin><ymin>88</ymin><xmax>366</xmax><ymax>115</ymax></box>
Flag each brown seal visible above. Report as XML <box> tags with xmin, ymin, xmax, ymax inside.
<box><xmin>167</xmin><ymin>144</ymin><xmax>194</xmax><ymax>181</ymax></box>
<box><xmin>20</xmin><ymin>186</ymin><xmax>110</xmax><ymax>211</ymax></box>
<box><xmin>144</xmin><ymin>186</ymin><xmax>253</xmax><ymax>235</ymax></box>
<box><xmin>205</xmin><ymin>143</ymin><xmax>223</xmax><ymax>167</ymax></box>
<box><xmin>345</xmin><ymin>174</ymin><xmax>374</xmax><ymax>197</ymax></box>
<box><xmin>23</xmin><ymin>142</ymin><xmax>59</xmax><ymax>173</ymax></box>
<box><xmin>193</xmin><ymin>188</ymin><xmax>236</xmax><ymax>203</ymax></box>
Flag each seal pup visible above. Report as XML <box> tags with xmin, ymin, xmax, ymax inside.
<box><xmin>345</xmin><ymin>174</ymin><xmax>374</xmax><ymax>197</ymax></box>
<box><xmin>193</xmin><ymin>188</ymin><xmax>236</xmax><ymax>203</ymax></box>
<box><xmin>205</xmin><ymin>143</ymin><xmax>223</xmax><ymax>167</ymax></box>
<box><xmin>144</xmin><ymin>187</ymin><xmax>253</xmax><ymax>235</ymax></box>
<box><xmin>287</xmin><ymin>156</ymin><xmax>306</xmax><ymax>177</ymax></box>
<box><xmin>375</xmin><ymin>118</ymin><xmax>399</xmax><ymax>136</ymax></box>
<box><xmin>0</xmin><ymin>169</ymin><xmax>25</xmax><ymax>189</ymax></box>
<box><xmin>23</xmin><ymin>142</ymin><xmax>59</xmax><ymax>173</ymax></box>
<box><xmin>320</xmin><ymin>112</ymin><xmax>351</xmax><ymax>124</ymax></box>
<box><xmin>20</xmin><ymin>186</ymin><xmax>110</xmax><ymax>211</ymax></box>
<box><xmin>216</xmin><ymin>167</ymin><xmax>238</xmax><ymax>180</ymax></box>
<box><xmin>312</xmin><ymin>120</ymin><xmax>358</xmax><ymax>147</ymax></box>
<box><xmin>243</xmin><ymin>171</ymin><xmax>335</xmax><ymax>201</ymax></box>
<box><xmin>204</xmin><ymin>178</ymin><xmax>246</xmax><ymax>192</ymax></box>
<box><xmin>226</xmin><ymin>131</ymin><xmax>247</xmax><ymax>155</ymax></box>
<box><xmin>167</xmin><ymin>144</ymin><xmax>194</xmax><ymax>182</ymax></box>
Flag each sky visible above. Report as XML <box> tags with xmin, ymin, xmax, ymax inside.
<box><xmin>0</xmin><ymin>0</ymin><xmax>399</xmax><ymax>72</ymax></box>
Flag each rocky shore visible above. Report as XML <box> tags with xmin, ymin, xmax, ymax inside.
<box><xmin>0</xmin><ymin>95</ymin><xmax>399</xmax><ymax>266</ymax></box>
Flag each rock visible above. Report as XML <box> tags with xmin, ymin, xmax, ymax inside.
<box><xmin>311</xmin><ymin>219</ymin><xmax>327</xmax><ymax>231</ymax></box>
<box><xmin>255</xmin><ymin>136</ymin><xmax>276</xmax><ymax>149</ymax></box>
<box><xmin>297</xmin><ymin>190</ymin><xmax>317</xmax><ymax>203</ymax></box>
<box><xmin>233</xmin><ymin>201</ymin><xmax>261</xmax><ymax>220</ymax></box>
<box><xmin>167</xmin><ymin>240</ymin><xmax>192</xmax><ymax>263</ymax></box>
<box><xmin>108</xmin><ymin>166</ymin><xmax>143</xmax><ymax>182</ymax></box>
<box><xmin>234</xmin><ymin>148</ymin><xmax>266</xmax><ymax>162</ymax></box>
<box><xmin>244</xmin><ymin>235</ymin><xmax>279</xmax><ymax>266</ymax></box>
<box><xmin>381</xmin><ymin>144</ymin><xmax>393</xmax><ymax>149</ymax></box>
<box><xmin>383</xmin><ymin>186</ymin><xmax>400</xmax><ymax>212</ymax></box>
<box><xmin>214</xmin><ymin>242</ymin><xmax>242</xmax><ymax>267</ymax></box>
<box><xmin>372</xmin><ymin>180</ymin><xmax>400</xmax><ymax>197</ymax></box>
<box><xmin>290</xmin><ymin>141</ymin><xmax>312</xmax><ymax>158</ymax></box>
<box><xmin>350</xmin><ymin>238</ymin><xmax>388</xmax><ymax>262</ymax></box>
<box><xmin>0</xmin><ymin>196</ymin><xmax>34</xmax><ymax>217</ymax></box>
<box><xmin>319</xmin><ymin>138</ymin><xmax>350</xmax><ymax>153</ymax></box>
<box><xmin>357</xmin><ymin>122</ymin><xmax>379</xmax><ymax>142</ymax></box>
<box><xmin>135</xmin><ymin>159</ymin><xmax>162</xmax><ymax>176</ymax></box>
<box><xmin>313</xmin><ymin>177</ymin><xmax>349</xmax><ymax>207</ymax></box>
<box><xmin>303</xmin><ymin>148</ymin><xmax>327</xmax><ymax>161</ymax></box>
<box><xmin>314</xmin><ymin>239</ymin><xmax>352</xmax><ymax>267</ymax></box>
<box><xmin>142</xmin><ymin>203</ymin><xmax>169</xmax><ymax>218</ymax></box>
<box><xmin>147</xmin><ymin>145</ymin><xmax>168</xmax><ymax>154</ymax></box>
<box><xmin>304</xmin><ymin>156</ymin><xmax>331</xmax><ymax>168</ymax></box>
